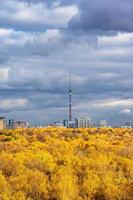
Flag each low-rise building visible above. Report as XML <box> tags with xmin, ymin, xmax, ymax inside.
<box><xmin>13</xmin><ymin>121</ymin><xmax>28</xmax><ymax>129</ymax></box>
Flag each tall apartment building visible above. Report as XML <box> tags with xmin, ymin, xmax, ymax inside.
<box><xmin>75</xmin><ymin>116</ymin><xmax>91</xmax><ymax>128</ymax></box>
<box><xmin>0</xmin><ymin>117</ymin><xmax>7</xmax><ymax>130</ymax></box>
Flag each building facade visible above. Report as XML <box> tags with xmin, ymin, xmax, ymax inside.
<box><xmin>0</xmin><ymin>117</ymin><xmax>7</xmax><ymax>130</ymax></box>
<box><xmin>8</xmin><ymin>119</ymin><xmax>14</xmax><ymax>129</ymax></box>
<box><xmin>13</xmin><ymin>121</ymin><xmax>28</xmax><ymax>129</ymax></box>
<box><xmin>75</xmin><ymin>117</ymin><xmax>91</xmax><ymax>128</ymax></box>
<box><xmin>63</xmin><ymin>120</ymin><xmax>69</xmax><ymax>128</ymax></box>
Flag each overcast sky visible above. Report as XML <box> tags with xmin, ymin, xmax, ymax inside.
<box><xmin>0</xmin><ymin>0</ymin><xmax>133</xmax><ymax>126</ymax></box>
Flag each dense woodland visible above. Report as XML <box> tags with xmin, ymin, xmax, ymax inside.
<box><xmin>0</xmin><ymin>127</ymin><xmax>133</xmax><ymax>200</ymax></box>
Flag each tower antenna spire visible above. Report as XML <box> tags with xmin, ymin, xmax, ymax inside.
<box><xmin>69</xmin><ymin>72</ymin><xmax>72</xmax><ymax>122</ymax></box>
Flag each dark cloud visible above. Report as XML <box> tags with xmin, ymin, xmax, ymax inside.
<box><xmin>69</xmin><ymin>0</ymin><xmax>133</xmax><ymax>33</ymax></box>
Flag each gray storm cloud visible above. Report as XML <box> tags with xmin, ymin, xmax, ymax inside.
<box><xmin>69</xmin><ymin>0</ymin><xmax>133</xmax><ymax>33</ymax></box>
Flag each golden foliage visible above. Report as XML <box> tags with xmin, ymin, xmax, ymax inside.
<box><xmin>0</xmin><ymin>128</ymin><xmax>133</xmax><ymax>199</ymax></box>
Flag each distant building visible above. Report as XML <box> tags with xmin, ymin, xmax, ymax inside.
<box><xmin>63</xmin><ymin>119</ymin><xmax>75</xmax><ymax>128</ymax></box>
<box><xmin>68</xmin><ymin>121</ymin><xmax>75</xmax><ymax>128</ymax></box>
<box><xmin>8</xmin><ymin>119</ymin><xmax>14</xmax><ymax>129</ymax></box>
<box><xmin>47</xmin><ymin>121</ymin><xmax>64</xmax><ymax>127</ymax></box>
<box><xmin>75</xmin><ymin>116</ymin><xmax>91</xmax><ymax>128</ymax></box>
<box><xmin>54</xmin><ymin>121</ymin><xmax>64</xmax><ymax>127</ymax></box>
<box><xmin>63</xmin><ymin>120</ymin><xmax>69</xmax><ymax>128</ymax></box>
<box><xmin>121</xmin><ymin>122</ymin><xmax>132</xmax><ymax>129</ymax></box>
<box><xmin>0</xmin><ymin>117</ymin><xmax>7</xmax><ymax>130</ymax></box>
<box><xmin>98</xmin><ymin>120</ymin><xmax>107</xmax><ymax>127</ymax></box>
<box><xmin>121</xmin><ymin>125</ymin><xmax>132</xmax><ymax>129</ymax></box>
<box><xmin>13</xmin><ymin>121</ymin><xmax>28</xmax><ymax>129</ymax></box>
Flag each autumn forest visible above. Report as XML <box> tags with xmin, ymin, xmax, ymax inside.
<box><xmin>0</xmin><ymin>128</ymin><xmax>133</xmax><ymax>200</ymax></box>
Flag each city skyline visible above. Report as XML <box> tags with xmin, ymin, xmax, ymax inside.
<box><xmin>0</xmin><ymin>0</ymin><xmax>133</xmax><ymax>125</ymax></box>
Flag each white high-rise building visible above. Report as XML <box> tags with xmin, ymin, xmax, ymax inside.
<box><xmin>75</xmin><ymin>116</ymin><xmax>92</xmax><ymax>128</ymax></box>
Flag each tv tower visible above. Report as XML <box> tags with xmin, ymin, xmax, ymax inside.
<box><xmin>69</xmin><ymin>73</ymin><xmax>72</xmax><ymax>122</ymax></box>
